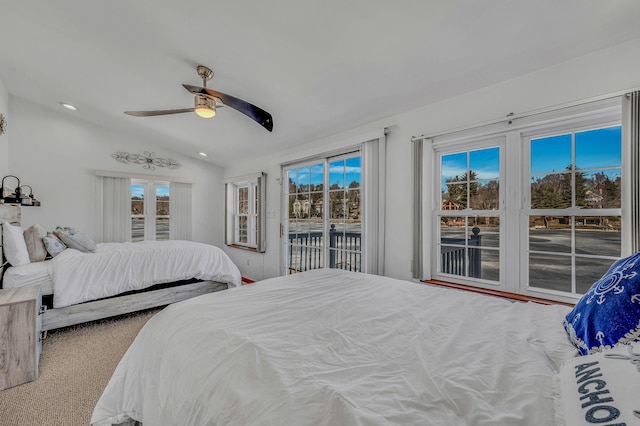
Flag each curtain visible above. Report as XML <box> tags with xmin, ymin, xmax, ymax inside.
<box><xmin>169</xmin><ymin>182</ymin><xmax>192</xmax><ymax>241</ymax></box>
<box><xmin>623</xmin><ymin>91</ymin><xmax>640</xmax><ymax>254</ymax></box>
<box><xmin>102</xmin><ymin>177</ymin><xmax>131</xmax><ymax>243</ymax></box>
<box><xmin>361</xmin><ymin>133</ymin><xmax>386</xmax><ymax>275</ymax></box>
<box><xmin>411</xmin><ymin>138</ymin><xmax>423</xmax><ymax>279</ymax></box>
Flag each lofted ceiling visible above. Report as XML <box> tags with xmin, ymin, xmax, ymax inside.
<box><xmin>1</xmin><ymin>1</ymin><xmax>640</xmax><ymax>167</ymax></box>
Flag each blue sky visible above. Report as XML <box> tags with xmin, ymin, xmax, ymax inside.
<box><xmin>288</xmin><ymin>157</ymin><xmax>362</xmax><ymax>190</ymax></box>
<box><xmin>131</xmin><ymin>184</ymin><xmax>169</xmax><ymax>198</ymax></box>
<box><xmin>531</xmin><ymin>126</ymin><xmax>621</xmax><ymax>174</ymax></box>
<box><xmin>440</xmin><ymin>126</ymin><xmax>622</xmax><ymax>187</ymax></box>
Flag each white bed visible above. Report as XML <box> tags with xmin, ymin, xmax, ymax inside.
<box><xmin>2</xmin><ymin>240</ymin><xmax>242</xmax><ymax>330</ymax></box>
<box><xmin>92</xmin><ymin>268</ymin><xmax>579</xmax><ymax>426</ymax></box>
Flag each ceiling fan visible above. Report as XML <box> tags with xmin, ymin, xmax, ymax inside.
<box><xmin>124</xmin><ymin>65</ymin><xmax>273</xmax><ymax>132</ymax></box>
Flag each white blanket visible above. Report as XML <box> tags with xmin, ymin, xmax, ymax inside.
<box><xmin>49</xmin><ymin>240</ymin><xmax>241</xmax><ymax>308</ymax></box>
<box><xmin>92</xmin><ymin>269</ymin><xmax>577</xmax><ymax>426</ymax></box>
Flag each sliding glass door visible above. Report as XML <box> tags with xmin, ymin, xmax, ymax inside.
<box><xmin>283</xmin><ymin>153</ymin><xmax>362</xmax><ymax>274</ymax></box>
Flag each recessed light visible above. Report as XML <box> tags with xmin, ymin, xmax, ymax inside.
<box><xmin>61</xmin><ymin>103</ymin><xmax>77</xmax><ymax>110</ymax></box>
<box><xmin>60</xmin><ymin>102</ymin><xmax>77</xmax><ymax>111</ymax></box>
<box><xmin>198</xmin><ymin>152</ymin><xmax>208</xmax><ymax>157</ymax></box>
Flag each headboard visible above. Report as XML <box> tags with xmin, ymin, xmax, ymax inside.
<box><xmin>0</xmin><ymin>204</ymin><xmax>22</xmax><ymax>287</ymax></box>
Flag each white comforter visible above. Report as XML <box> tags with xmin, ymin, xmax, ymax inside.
<box><xmin>92</xmin><ymin>269</ymin><xmax>578</xmax><ymax>426</ymax></box>
<box><xmin>49</xmin><ymin>240</ymin><xmax>241</xmax><ymax>308</ymax></box>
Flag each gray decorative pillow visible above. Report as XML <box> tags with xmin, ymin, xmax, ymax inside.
<box><xmin>23</xmin><ymin>224</ymin><xmax>48</xmax><ymax>262</ymax></box>
<box><xmin>43</xmin><ymin>233</ymin><xmax>67</xmax><ymax>258</ymax></box>
<box><xmin>53</xmin><ymin>227</ymin><xmax>97</xmax><ymax>253</ymax></box>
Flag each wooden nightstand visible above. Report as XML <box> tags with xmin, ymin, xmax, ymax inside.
<box><xmin>0</xmin><ymin>285</ymin><xmax>42</xmax><ymax>390</ymax></box>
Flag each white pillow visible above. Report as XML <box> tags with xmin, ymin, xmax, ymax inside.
<box><xmin>556</xmin><ymin>343</ymin><xmax>640</xmax><ymax>425</ymax></box>
<box><xmin>2</xmin><ymin>221</ymin><xmax>31</xmax><ymax>266</ymax></box>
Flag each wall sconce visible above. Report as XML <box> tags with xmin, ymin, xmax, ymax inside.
<box><xmin>0</xmin><ymin>176</ymin><xmax>41</xmax><ymax>206</ymax></box>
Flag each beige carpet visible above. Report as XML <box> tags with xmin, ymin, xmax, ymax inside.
<box><xmin>0</xmin><ymin>309</ymin><xmax>160</xmax><ymax>426</ymax></box>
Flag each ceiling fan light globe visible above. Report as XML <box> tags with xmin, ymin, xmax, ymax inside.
<box><xmin>194</xmin><ymin>95</ymin><xmax>216</xmax><ymax>118</ymax></box>
<box><xmin>195</xmin><ymin>106</ymin><xmax>216</xmax><ymax>118</ymax></box>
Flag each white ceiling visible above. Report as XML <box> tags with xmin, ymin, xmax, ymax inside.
<box><xmin>1</xmin><ymin>1</ymin><xmax>640</xmax><ymax>167</ymax></box>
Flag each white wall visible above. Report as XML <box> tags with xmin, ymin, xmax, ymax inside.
<box><xmin>0</xmin><ymin>78</ymin><xmax>8</xmax><ymax>177</ymax></box>
<box><xmin>224</xmin><ymin>38</ymin><xmax>640</xmax><ymax>282</ymax></box>
<box><xmin>7</xmin><ymin>97</ymin><xmax>225</xmax><ymax>246</ymax></box>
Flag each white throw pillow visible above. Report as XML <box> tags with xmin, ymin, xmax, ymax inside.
<box><xmin>2</xmin><ymin>221</ymin><xmax>31</xmax><ymax>266</ymax></box>
<box><xmin>555</xmin><ymin>343</ymin><xmax>640</xmax><ymax>425</ymax></box>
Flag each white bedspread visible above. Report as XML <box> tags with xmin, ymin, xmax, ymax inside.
<box><xmin>49</xmin><ymin>240</ymin><xmax>241</xmax><ymax>308</ymax></box>
<box><xmin>92</xmin><ymin>269</ymin><xmax>577</xmax><ymax>426</ymax></box>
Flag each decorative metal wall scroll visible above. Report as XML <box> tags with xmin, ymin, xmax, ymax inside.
<box><xmin>112</xmin><ymin>151</ymin><xmax>182</xmax><ymax>170</ymax></box>
<box><xmin>0</xmin><ymin>114</ymin><xmax>6</xmax><ymax>136</ymax></box>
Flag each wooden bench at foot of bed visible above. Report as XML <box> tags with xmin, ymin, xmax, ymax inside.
<box><xmin>42</xmin><ymin>280</ymin><xmax>228</xmax><ymax>331</ymax></box>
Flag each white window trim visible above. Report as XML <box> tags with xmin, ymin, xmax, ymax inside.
<box><xmin>224</xmin><ymin>172</ymin><xmax>266</xmax><ymax>252</ymax></box>
<box><xmin>131</xmin><ymin>179</ymin><xmax>170</xmax><ymax>241</ymax></box>
<box><xmin>421</xmin><ymin>97</ymin><xmax>624</xmax><ymax>304</ymax></box>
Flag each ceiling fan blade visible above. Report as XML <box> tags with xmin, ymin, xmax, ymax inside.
<box><xmin>125</xmin><ymin>108</ymin><xmax>194</xmax><ymax>117</ymax></box>
<box><xmin>183</xmin><ymin>84</ymin><xmax>273</xmax><ymax>132</ymax></box>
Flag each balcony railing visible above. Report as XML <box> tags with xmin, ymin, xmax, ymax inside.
<box><xmin>288</xmin><ymin>225</ymin><xmax>483</xmax><ymax>278</ymax></box>
<box><xmin>441</xmin><ymin>229</ymin><xmax>482</xmax><ymax>278</ymax></box>
<box><xmin>287</xmin><ymin>224</ymin><xmax>361</xmax><ymax>273</ymax></box>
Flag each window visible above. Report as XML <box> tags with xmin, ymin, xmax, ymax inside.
<box><xmin>131</xmin><ymin>180</ymin><xmax>170</xmax><ymax>242</ymax></box>
<box><xmin>422</xmin><ymin>100</ymin><xmax>625</xmax><ymax>303</ymax></box>
<box><xmin>283</xmin><ymin>154</ymin><xmax>362</xmax><ymax>274</ymax></box>
<box><xmin>224</xmin><ymin>173</ymin><xmax>266</xmax><ymax>252</ymax></box>
<box><xmin>438</xmin><ymin>144</ymin><xmax>502</xmax><ymax>283</ymax></box>
<box><xmin>526</xmin><ymin>126</ymin><xmax>622</xmax><ymax>296</ymax></box>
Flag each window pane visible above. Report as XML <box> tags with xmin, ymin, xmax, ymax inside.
<box><xmin>469</xmin><ymin>180</ymin><xmax>499</xmax><ymax>210</ymax></box>
<box><xmin>297</xmin><ymin>167</ymin><xmax>311</xmax><ymax>192</ymax></box>
<box><xmin>575</xmin><ymin>216</ymin><xmax>621</xmax><ymax>257</ymax></box>
<box><xmin>309</xmin><ymin>192</ymin><xmax>323</xmax><ymax>219</ymax></box>
<box><xmin>530</xmin><ymin>134</ymin><xmax>572</xmax><ymax>174</ymax></box>
<box><xmin>468</xmin><ymin>216</ymin><xmax>499</xmax><ymax>248</ymax></box>
<box><xmin>529</xmin><ymin>253</ymin><xmax>572</xmax><ymax>292</ymax></box>
<box><xmin>287</xmin><ymin>245</ymin><xmax>323</xmax><ymax>274</ymax></box>
<box><xmin>345</xmin><ymin>157</ymin><xmax>362</xmax><ymax>189</ymax></box>
<box><xmin>288</xmin><ymin>195</ymin><xmax>298</xmax><ymax>219</ymax></box>
<box><xmin>329</xmin><ymin>190</ymin><xmax>346</xmax><ymax>219</ymax></box>
<box><xmin>131</xmin><ymin>218</ymin><xmax>144</xmax><ymax>242</ymax></box>
<box><xmin>469</xmin><ymin>147</ymin><xmax>499</xmax><ymax>180</ymax></box>
<box><xmin>530</xmin><ymin>173</ymin><xmax>571</xmax><ymax>209</ymax></box>
<box><xmin>469</xmin><ymin>248</ymin><xmax>499</xmax><ymax>281</ymax></box>
<box><xmin>131</xmin><ymin>185</ymin><xmax>144</xmax><ymax>215</ymax></box>
<box><xmin>575</xmin><ymin>257</ymin><xmax>615</xmax><ymax>295</ymax></box>
<box><xmin>330</xmin><ymin>248</ymin><xmax>360</xmax><ymax>272</ymax></box>
<box><xmin>441</xmin><ymin>152</ymin><xmax>467</xmax><ymax>182</ymax></box>
<box><xmin>156</xmin><ymin>217</ymin><xmax>169</xmax><ymax>241</ymax></box>
<box><xmin>441</xmin><ymin>217</ymin><xmax>466</xmax><ymax>244</ymax></box>
<box><xmin>238</xmin><ymin>216</ymin><xmax>248</xmax><ymax>243</ymax></box>
<box><xmin>238</xmin><ymin>187</ymin><xmax>249</xmax><ymax>214</ymax></box>
<box><xmin>329</xmin><ymin>160</ymin><xmax>345</xmax><ymax>189</ymax></box>
<box><xmin>442</xmin><ymin>182</ymin><xmax>467</xmax><ymax>210</ymax></box>
<box><xmin>529</xmin><ymin>216</ymin><xmax>571</xmax><ymax>253</ymax></box>
<box><xmin>440</xmin><ymin>246</ymin><xmax>467</xmax><ymax>277</ymax></box>
<box><xmin>577</xmin><ymin>170</ymin><xmax>621</xmax><ymax>209</ymax></box>
<box><xmin>310</xmin><ymin>163</ymin><xmax>324</xmax><ymax>192</ymax></box>
<box><xmin>575</xmin><ymin>127</ymin><xmax>621</xmax><ymax>169</ymax></box>
<box><xmin>293</xmin><ymin>194</ymin><xmax>310</xmax><ymax>218</ymax></box>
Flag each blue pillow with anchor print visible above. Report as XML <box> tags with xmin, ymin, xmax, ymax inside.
<box><xmin>564</xmin><ymin>252</ymin><xmax>640</xmax><ymax>355</ymax></box>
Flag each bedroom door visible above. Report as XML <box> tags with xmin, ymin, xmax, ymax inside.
<box><xmin>283</xmin><ymin>153</ymin><xmax>362</xmax><ymax>274</ymax></box>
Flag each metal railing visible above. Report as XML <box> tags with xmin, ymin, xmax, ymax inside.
<box><xmin>287</xmin><ymin>224</ymin><xmax>362</xmax><ymax>273</ymax></box>
<box><xmin>440</xmin><ymin>228</ymin><xmax>482</xmax><ymax>278</ymax></box>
